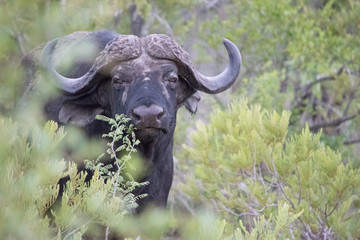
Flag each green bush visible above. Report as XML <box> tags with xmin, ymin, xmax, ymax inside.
<box><xmin>179</xmin><ymin>98</ymin><xmax>360</xmax><ymax>239</ymax></box>
<box><xmin>0</xmin><ymin>119</ymin><xmax>66</xmax><ymax>239</ymax></box>
<box><xmin>4</xmin><ymin>99</ymin><xmax>359</xmax><ymax>239</ymax></box>
<box><xmin>0</xmin><ymin>115</ymin><xmax>146</xmax><ymax>239</ymax></box>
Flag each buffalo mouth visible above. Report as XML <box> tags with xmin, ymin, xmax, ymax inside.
<box><xmin>134</xmin><ymin>127</ymin><xmax>167</xmax><ymax>142</ymax></box>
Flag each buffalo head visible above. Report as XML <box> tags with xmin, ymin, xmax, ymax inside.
<box><xmin>39</xmin><ymin>30</ymin><xmax>241</xmax><ymax>209</ymax></box>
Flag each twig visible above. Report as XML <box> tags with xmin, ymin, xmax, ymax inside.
<box><xmin>258</xmin><ymin>163</ymin><xmax>266</xmax><ymax>186</ymax></box>
<box><xmin>296</xmin><ymin>166</ymin><xmax>301</xmax><ymax>205</ymax></box>
<box><xmin>105</xmin><ymin>121</ymin><xmax>137</xmax><ymax>240</ymax></box>
<box><xmin>309</xmin><ymin>109</ymin><xmax>360</xmax><ymax>131</ymax></box>
<box><xmin>292</xmin><ymin>67</ymin><xmax>344</xmax><ymax>110</ymax></box>
<box><xmin>325</xmin><ymin>203</ymin><xmax>338</xmax><ymax>218</ymax></box>
<box><xmin>303</xmin><ymin>223</ymin><xmax>319</xmax><ymax>239</ymax></box>
<box><xmin>313</xmin><ymin>98</ymin><xmax>343</xmax><ymax>117</ymax></box>
<box><xmin>221</xmin><ymin>203</ymin><xmax>277</xmax><ymax>217</ymax></box>
<box><xmin>289</xmin><ymin>227</ymin><xmax>296</xmax><ymax>240</ymax></box>
<box><xmin>270</xmin><ymin>149</ymin><xmax>296</xmax><ymax>210</ymax></box>
<box><xmin>154</xmin><ymin>13</ymin><xmax>174</xmax><ymax>37</ymax></box>
<box><xmin>344</xmin><ymin>137</ymin><xmax>360</xmax><ymax>145</ymax></box>
<box><xmin>346</xmin><ymin>66</ymin><xmax>354</xmax><ymax>85</ymax></box>
<box><xmin>303</xmin><ymin>71</ymin><xmax>340</xmax><ymax>92</ymax></box>
<box><xmin>175</xmin><ymin>195</ymin><xmax>196</xmax><ymax>216</ymax></box>
<box><xmin>10</xmin><ymin>27</ymin><xmax>26</xmax><ymax>55</ymax></box>
<box><xmin>141</xmin><ymin>8</ymin><xmax>155</xmax><ymax>36</ymax></box>
<box><xmin>63</xmin><ymin>218</ymin><xmax>94</xmax><ymax>240</ymax></box>
<box><xmin>343</xmin><ymin>81</ymin><xmax>360</xmax><ymax>116</ymax></box>
<box><xmin>15</xmin><ymin>33</ymin><xmax>26</xmax><ymax>55</ymax></box>
<box><xmin>129</xmin><ymin>3</ymin><xmax>145</xmax><ymax>37</ymax></box>
<box><xmin>105</xmin><ymin>226</ymin><xmax>110</xmax><ymax>240</ymax></box>
<box><xmin>253</xmin><ymin>147</ymin><xmax>257</xmax><ymax>181</ymax></box>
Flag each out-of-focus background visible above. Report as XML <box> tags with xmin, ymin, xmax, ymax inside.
<box><xmin>1</xmin><ymin>0</ymin><xmax>359</xmax><ymax>239</ymax></box>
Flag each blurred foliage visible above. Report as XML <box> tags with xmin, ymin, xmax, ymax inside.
<box><xmin>1</xmin><ymin>0</ymin><xmax>360</xmax><ymax>239</ymax></box>
<box><xmin>0</xmin><ymin>117</ymin><xmax>146</xmax><ymax>239</ymax></box>
<box><xmin>179</xmin><ymin>99</ymin><xmax>360</xmax><ymax>238</ymax></box>
<box><xmin>201</xmin><ymin>0</ymin><xmax>360</xmax><ymax>157</ymax></box>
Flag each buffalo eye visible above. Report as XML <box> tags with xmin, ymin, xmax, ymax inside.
<box><xmin>113</xmin><ymin>75</ymin><xmax>130</xmax><ymax>88</ymax></box>
<box><xmin>167</xmin><ymin>77</ymin><xmax>178</xmax><ymax>83</ymax></box>
<box><xmin>164</xmin><ymin>72</ymin><xmax>178</xmax><ymax>88</ymax></box>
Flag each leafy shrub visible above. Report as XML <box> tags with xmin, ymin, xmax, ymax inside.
<box><xmin>179</xmin><ymin>98</ymin><xmax>360</xmax><ymax>239</ymax></box>
<box><xmin>2</xmin><ymin>102</ymin><xmax>359</xmax><ymax>239</ymax></box>
<box><xmin>0</xmin><ymin>115</ymin><xmax>145</xmax><ymax>239</ymax></box>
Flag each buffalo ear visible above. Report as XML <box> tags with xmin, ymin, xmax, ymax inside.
<box><xmin>176</xmin><ymin>77</ymin><xmax>201</xmax><ymax>114</ymax></box>
<box><xmin>183</xmin><ymin>92</ymin><xmax>201</xmax><ymax>114</ymax></box>
<box><xmin>59</xmin><ymin>103</ymin><xmax>104</xmax><ymax>127</ymax></box>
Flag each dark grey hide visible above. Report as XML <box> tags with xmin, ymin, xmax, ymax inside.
<box><xmin>39</xmin><ymin>29</ymin><xmax>241</xmax><ymax>211</ymax></box>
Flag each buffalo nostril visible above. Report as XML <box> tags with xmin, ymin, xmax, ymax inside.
<box><xmin>130</xmin><ymin>109</ymin><xmax>141</xmax><ymax>121</ymax></box>
<box><xmin>131</xmin><ymin>104</ymin><xmax>165</xmax><ymax>127</ymax></box>
<box><xmin>157</xmin><ymin>108</ymin><xmax>165</xmax><ymax>120</ymax></box>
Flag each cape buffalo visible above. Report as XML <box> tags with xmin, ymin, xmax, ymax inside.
<box><xmin>29</xmin><ymin>29</ymin><xmax>241</xmax><ymax>211</ymax></box>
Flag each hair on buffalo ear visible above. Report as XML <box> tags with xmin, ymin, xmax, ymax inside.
<box><xmin>59</xmin><ymin>102</ymin><xmax>104</xmax><ymax>127</ymax></box>
<box><xmin>183</xmin><ymin>92</ymin><xmax>200</xmax><ymax>114</ymax></box>
<box><xmin>176</xmin><ymin>76</ymin><xmax>200</xmax><ymax>114</ymax></box>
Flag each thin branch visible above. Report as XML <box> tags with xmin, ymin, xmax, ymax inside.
<box><xmin>309</xmin><ymin>109</ymin><xmax>360</xmax><ymax>131</ymax></box>
<box><xmin>141</xmin><ymin>8</ymin><xmax>155</xmax><ymax>36</ymax></box>
<box><xmin>280</xmin><ymin>65</ymin><xmax>290</xmax><ymax>93</ymax></box>
<box><xmin>10</xmin><ymin>27</ymin><xmax>26</xmax><ymax>55</ymax></box>
<box><xmin>303</xmin><ymin>223</ymin><xmax>320</xmax><ymax>239</ymax></box>
<box><xmin>253</xmin><ymin>147</ymin><xmax>257</xmax><ymax>181</ymax></box>
<box><xmin>304</xmin><ymin>74</ymin><xmax>336</xmax><ymax>92</ymax></box>
<box><xmin>292</xmin><ymin>67</ymin><xmax>344</xmax><ymax>110</ymax></box>
<box><xmin>296</xmin><ymin>166</ymin><xmax>301</xmax><ymax>205</ymax></box>
<box><xmin>63</xmin><ymin>218</ymin><xmax>94</xmax><ymax>240</ymax></box>
<box><xmin>154</xmin><ymin>13</ymin><xmax>174</xmax><ymax>37</ymax></box>
<box><xmin>113</xmin><ymin>9</ymin><xmax>123</xmax><ymax>28</ymax></box>
<box><xmin>343</xmin><ymin>81</ymin><xmax>360</xmax><ymax>116</ymax></box>
<box><xmin>270</xmin><ymin>150</ymin><xmax>296</xmax><ymax>210</ymax></box>
<box><xmin>313</xmin><ymin>98</ymin><xmax>343</xmax><ymax>117</ymax></box>
<box><xmin>105</xmin><ymin>226</ymin><xmax>110</xmax><ymax>240</ymax></box>
<box><xmin>304</xmin><ymin>66</ymin><xmax>343</xmax><ymax>93</ymax></box>
<box><xmin>175</xmin><ymin>195</ymin><xmax>195</xmax><ymax>216</ymax></box>
<box><xmin>105</xmin><ymin>121</ymin><xmax>137</xmax><ymax>240</ymax></box>
<box><xmin>325</xmin><ymin>203</ymin><xmax>338</xmax><ymax>218</ymax></box>
<box><xmin>258</xmin><ymin>163</ymin><xmax>266</xmax><ymax>186</ymax></box>
<box><xmin>15</xmin><ymin>33</ymin><xmax>26</xmax><ymax>55</ymax></box>
<box><xmin>220</xmin><ymin>203</ymin><xmax>277</xmax><ymax>218</ymax></box>
<box><xmin>344</xmin><ymin>137</ymin><xmax>360</xmax><ymax>145</ymax></box>
<box><xmin>129</xmin><ymin>3</ymin><xmax>145</xmax><ymax>37</ymax></box>
<box><xmin>346</xmin><ymin>66</ymin><xmax>354</xmax><ymax>85</ymax></box>
<box><xmin>289</xmin><ymin>228</ymin><xmax>296</xmax><ymax>240</ymax></box>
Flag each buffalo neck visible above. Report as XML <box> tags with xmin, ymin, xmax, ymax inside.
<box><xmin>133</xmin><ymin>134</ymin><xmax>175</xmax><ymax>211</ymax></box>
<box><xmin>137</xmin><ymin>132</ymin><xmax>174</xmax><ymax>163</ymax></box>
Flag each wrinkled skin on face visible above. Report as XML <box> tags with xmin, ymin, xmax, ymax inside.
<box><xmin>108</xmin><ymin>55</ymin><xmax>193</xmax><ymax>209</ymax></box>
<box><xmin>33</xmin><ymin>29</ymin><xmax>241</xmax><ymax>211</ymax></box>
<box><xmin>110</xmin><ymin>55</ymin><xmax>186</xmax><ymax>137</ymax></box>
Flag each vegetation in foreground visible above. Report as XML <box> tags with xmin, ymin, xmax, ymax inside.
<box><xmin>1</xmin><ymin>100</ymin><xmax>359</xmax><ymax>239</ymax></box>
<box><xmin>1</xmin><ymin>0</ymin><xmax>360</xmax><ymax>239</ymax></box>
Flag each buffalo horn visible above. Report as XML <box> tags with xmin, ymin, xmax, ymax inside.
<box><xmin>40</xmin><ymin>38</ymin><xmax>100</xmax><ymax>94</ymax></box>
<box><xmin>192</xmin><ymin>39</ymin><xmax>241</xmax><ymax>94</ymax></box>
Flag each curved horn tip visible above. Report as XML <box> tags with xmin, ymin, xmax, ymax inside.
<box><xmin>40</xmin><ymin>37</ymin><xmax>99</xmax><ymax>95</ymax></box>
<box><xmin>192</xmin><ymin>38</ymin><xmax>242</xmax><ymax>94</ymax></box>
<box><xmin>41</xmin><ymin>39</ymin><xmax>59</xmax><ymax>68</ymax></box>
<box><xmin>222</xmin><ymin>38</ymin><xmax>242</xmax><ymax>64</ymax></box>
